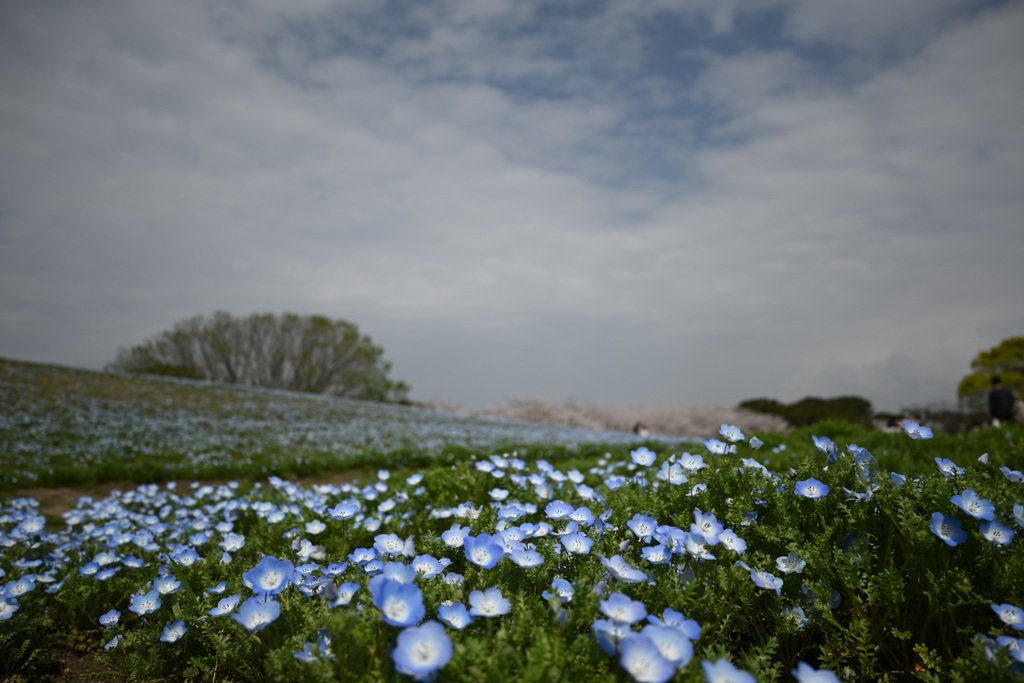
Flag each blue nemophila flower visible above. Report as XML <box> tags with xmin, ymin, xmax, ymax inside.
<box><xmin>0</xmin><ymin>598</ymin><xmax>19</xmax><ymax>620</ymax></box>
<box><xmin>647</xmin><ymin>608</ymin><xmax>701</xmax><ymax>641</ymax></box>
<box><xmin>469</xmin><ymin>587</ymin><xmax>512</xmax><ymax>617</ymax></box>
<box><xmin>600</xmin><ymin>592</ymin><xmax>648</xmax><ymax>624</ymax></box>
<box><xmin>372</xmin><ymin>578</ymin><xmax>426</xmax><ymax>627</ymax></box>
<box><xmin>464</xmin><ymin>533</ymin><xmax>504</xmax><ymax>568</ymax></box>
<box><xmin>718</xmin><ymin>530</ymin><xmax>747</xmax><ymax>554</ymax></box>
<box><xmin>601</xmin><ymin>555</ymin><xmax>648</xmax><ymax>584</ymax></box>
<box><xmin>374</xmin><ymin>533</ymin><xmax>406</xmax><ymax>557</ymax></box>
<box><xmin>901</xmin><ymin>420</ymin><xmax>933</xmax><ymax>439</ymax></box>
<box><xmin>619</xmin><ymin>634</ymin><xmax>676</xmax><ymax>683</ymax></box>
<box><xmin>749</xmin><ymin>436</ymin><xmax>764</xmax><ymax>449</ymax></box>
<box><xmin>129</xmin><ymin>589</ymin><xmax>162</xmax><ymax>616</ymax></box>
<box><xmin>393</xmin><ymin>621</ymin><xmax>453</xmax><ymax>680</ymax></box>
<box><xmin>997</xmin><ymin>636</ymin><xmax>1024</xmax><ymax>663</ymax></box>
<box><xmin>704</xmin><ymin>439</ymin><xmax>730</xmax><ymax>455</ymax></box>
<box><xmin>99</xmin><ymin>609</ymin><xmax>121</xmax><ymax>628</ymax></box>
<box><xmin>935</xmin><ymin>457</ymin><xmax>965</xmax><ymax>477</ymax></box>
<box><xmin>510</xmin><ymin>548</ymin><xmax>545</xmax><ymax>568</ymax></box>
<box><xmin>930</xmin><ymin>512</ymin><xmax>968</xmax><ymax>547</ymax></box>
<box><xmin>993</xmin><ymin>603</ymin><xmax>1024</xmax><ymax>630</ymax></box>
<box><xmin>1000</xmin><ymin>466</ymin><xmax>1024</xmax><ymax>483</ymax></box>
<box><xmin>720</xmin><ymin>424</ymin><xmax>745</xmax><ymax>443</ymax></box>
<box><xmin>160</xmin><ymin>619</ymin><xmax>188</xmax><ymax>643</ymax></box>
<box><xmin>656</xmin><ymin>461</ymin><xmax>687</xmax><ymax>485</ymax></box>
<box><xmin>219</xmin><ymin>532</ymin><xmax>245</xmax><ymax>552</ymax></box>
<box><xmin>543</xmin><ymin>578</ymin><xmax>575</xmax><ymax>604</ymax></box>
<box><xmin>1015</xmin><ymin>504</ymin><xmax>1024</xmax><ymax>529</ymax></box>
<box><xmin>243</xmin><ymin>556</ymin><xmax>294</xmax><ymax>596</ymax></box>
<box><xmin>794</xmin><ymin>478</ymin><xmax>830</xmax><ymax>499</ymax></box>
<box><xmin>561</xmin><ymin>531</ymin><xmax>594</xmax><ymax>555</ymax></box>
<box><xmin>684</xmin><ymin>532</ymin><xmax>716</xmax><ymax>561</ymax></box>
<box><xmin>170</xmin><ymin>547</ymin><xmax>200</xmax><ymax>566</ymax></box>
<box><xmin>104</xmin><ymin>635</ymin><xmax>122</xmax><ymax>650</ymax></box>
<box><xmin>437</xmin><ymin>602</ymin><xmax>474</xmax><ymax>630</ymax></box>
<box><xmin>153</xmin><ymin>574</ymin><xmax>181</xmax><ymax>595</ymax></box>
<box><xmin>641</xmin><ymin>544</ymin><xmax>671</xmax><ymax>564</ymax></box>
<box><xmin>545</xmin><ymin>500</ymin><xmax>574</xmax><ymax>520</ymax></box>
<box><xmin>207</xmin><ymin>582</ymin><xmax>228</xmax><ymax>595</ymax></box>
<box><xmin>631</xmin><ymin>447</ymin><xmax>657</xmax><ymax>466</ymax></box>
<box><xmin>679</xmin><ymin>453</ymin><xmax>706</xmax><ymax>471</ymax></box>
<box><xmin>208</xmin><ymin>594</ymin><xmax>242</xmax><ymax>617</ymax></box>
<box><xmin>792</xmin><ymin>661</ymin><xmax>841</xmax><ymax>682</ymax></box>
<box><xmin>776</xmin><ymin>552</ymin><xmax>807</xmax><ymax>574</ymax></box>
<box><xmin>702</xmin><ymin>658</ymin><xmax>757</xmax><ymax>683</ymax></box>
<box><xmin>570</xmin><ymin>506</ymin><xmax>596</xmax><ymax>526</ymax></box>
<box><xmin>232</xmin><ymin>596</ymin><xmax>281</xmax><ymax>632</ymax></box>
<box><xmin>328</xmin><ymin>502</ymin><xmax>361</xmax><ymax>520</ymax></box>
<box><xmin>325</xmin><ymin>581</ymin><xmax>360</xmax><ymax>608</ymax></box>
<box><xmin>593</xmin><ymin>619</ymin><xmax>632</xmax><ymax>655</ymax></box>
<box><xmin>811</xmin><ymin>435</ymin><xmax>837</xmax><ymax>457</ymax></box>
<box><xmin>628</xmin><ymin>513</ymin><xmax>658</xmax><ymax>541</ymax></box>
<box><xmin>640</xmin><ymin>624</ymin><xmax>694</xmax><ymax>667</ymax></box>
<box><xmin>349</xmin><ymin>547</ymin><xmax>378</xmax><ymax>565</ymax></box>
<box><xmin>951</xmin><ymin>489</ymin><xmax>996</xmax><ymax>521</ymax></box>
<box><xmin>692</xmin><ymin>509</ymin><xmax>723</xmax><ymax>543</ymax></box>
<box><xmin>4</xmin><ymin>576</ymin><xmax>35</xmax><ymax>597</ymax></box>
<box><xmin>783</xmin><ymin>606</ymin><xmax>811</xmax><ymax>629</ymax></box>
<box><xmin>441</xmin><ymin>573</ymin><xmax>464</xmax><ymax>587</ymax></box>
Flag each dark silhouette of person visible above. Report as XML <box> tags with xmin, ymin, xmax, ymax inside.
<box><xmin>989</xmin><ymin>376</ymin><xmax>1016</xmax><ymax>424</ymax></box>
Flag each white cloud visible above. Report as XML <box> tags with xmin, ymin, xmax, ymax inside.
<box><xmin>1</xmin><ymin>0</ymin><xmax>1021</xmax><ymax>414</ymax></box>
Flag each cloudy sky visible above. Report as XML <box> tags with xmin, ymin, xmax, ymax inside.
<box><xmin>2</xmin><ymin>0</ymin><xmax>1022</xmax><ymax>413</ymax></box>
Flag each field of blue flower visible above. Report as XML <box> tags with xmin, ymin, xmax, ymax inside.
<box><xmin>1</xmin><ymin>358</ymin><xmax>1023</xmax><ymax>682</ymax></box>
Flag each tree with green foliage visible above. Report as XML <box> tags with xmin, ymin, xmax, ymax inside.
<box><xmin>107</xmin><ymin>311</ymin><xmax>410</xmax><ymax>402</ymax></box>
<box><xmin>957</xmin><ymin>336</ymin><xmax>1024</xmax><ymax>413</ymax></box>
<box><xmin>737</xmin><ymin>395</ymin><xmax>874</xmax><ymax>427</ymax></box>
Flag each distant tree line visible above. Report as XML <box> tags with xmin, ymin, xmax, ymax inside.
<box><xmin>107</xmin><ymin>312</ymin><xmax>409</xmax><ymax>402</ymax></box>
<box><xmin>737</xmin><ymin>395</ymin><xmax>874</xmax><ymax>427</ymax></box>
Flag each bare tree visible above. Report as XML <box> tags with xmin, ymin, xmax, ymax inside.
<box><xmin>107</xmin><ymin>312</ymin><xmax>409</xmax><ymax>402</ymax></box>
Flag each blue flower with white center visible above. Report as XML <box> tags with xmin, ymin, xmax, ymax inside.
<box><xmin>325</xmin><ymin>581</ymin><xmax>360</xmax><ymax>608</ymax></box>
<box><xmin>570</xmin><ymin>507</ymin><xmax>595</xmax><ymax>525</ymax></box>
<box><xmin>720</xmin><ymin>424</ymin><xmax>745</xmax><ymax>443</ymax></box>
<box><xmin>783</xmin><ymin>606</ymin><xmax>810</xmax><ymax>629</ymax></box>
<box><xmin>98</xmin><ymin>609</ymin><xmax>121</xmax><ymax>628</ymax></box>
<box><xmin>738</xmin><ymin>562</ymin><xmax>783</xmax><ymax>595</ymax></box>
<box><xmin>440</xmin><ymin>523</ymin><xmax>470</xmax><ymax>548</ymax></box>
<box><xmin>951</xmin><ymin>489</ymin><xmax>996</xmax><ymax>521</ymax></box>
<box><xmin>371</xmin><ymin>578</ymin><xmax>425</xmax><ymax>627</ymax></box>
<box><xmin>678</xmin><ymin>453</ymin><xmax>706</xmax><ymax>471</ymax></box>
<box><xmin>437</xmin><ymin>602</ymin><xmax>474</xmax><ymax>630</ymax></box>
<box><xmin>1001</xmin><ymin>466</ymin><xmax>1024</xmax><ymax>482</ymax></box>
<box><xmin>466</xmin><ymin>587</ymin><xmax>510</xmax><ymax>618</ymax></box>
<box><xmin>794</xmin><ymin>478</ymin><xmax>830</xmax><ymax>499</ymax></box>
<box><xmin>170</xmin><ymin>547</ymin><xmax>200</xmax><ymax>566</ymax></box>
<box><xmin>641</xmin><ymin>544</ymin><xmax>671</xmax><ymax>564</ymax></box>
<box><xmin>374</xmin><ymin>533</ymin><xmax>406</xmax><ymax>557</ymax></box>
<box><xmin>811</xmin><ymin>435</ymin><xmax>837</xmax><ymax>457</ymax></box>
<box><xmin>601</xmin><ymin>554</ymin><xmax>648</xmax><ymax>583</ymax></box>
<box><xmin>749</xmin><ymin>436</ymin><xmax>764</xmax><ymax>449</ymax></box>
<box><xmin>692</xmin><ymin>509</ymin><xmax>723</xmax><ymax>543</ymax></box>
<box><xmin>792</xmin><ymin>661</ymin><xmax>841</xmax><ymax>682</ymax></box>
<box><xmin>411</xmin><ymin>555</ymin><xmax>445</xmax><ymax>578</ymax></box>
<box><xmin>129</xmin><ymin>589</ymin><xmax>162</xmax><ymax>616</ymax></box>
<box><xmin>160</xmin><ymin>619</ymin><xmax>188</xmax><ymax>643</ymax></box>
<box><xmin>1015</xmin><ymin>504</ymin><xmax>1024</xmax><ymax>529</ymax></box>
<box><xmin>619</xmin><ymin>634</ymin><xmax>676</xmax><ymax>683</ymax></box>
<box><xmin>702</xmin><ymin>658</ymin><xmax>757</xmax><ymax>683</ymax></box>
<box><xmin>656</xmin><ymin>461</ymin><xmax>687</xmax><ymax>485</ymax></box>
<box><xmin>718</xmin><ymin>529</ymin><xmax>747</xmax><ymax>554</ymax></box>
<box><xmin>510</xmin><ymin>548</ymin><xmax>544</xmax><ymax>568</ymax></box>
<box><xmin>103</xmin><ymin>635</ymin><xmax>122</xmax><ymax>650</ymax></box>
<box><xmin>153</xmin><ymin>574</ymin><xmax>181</xmax><ymax>595</ymax></box>
<box><xmin>208</xmin><ymin>594</ymin><xmax>242</xmax><ymax>617</ymax></box>
<box><xmin>704</xmin><ymin>438</ymin><xmax>730</xmax><ymax>455</ymax></box>
<box><xmin>349</xmin><ymin>547</ymin><xmax>378</xmax><ymax>565</ymax></box>
<box><xmin>684</xmin><ymin>532</ymin><xmax>716</xmax><ymax>561</ymax></box>
<box><xmin>647</xmin><ymin>608</ymin><xmax>701</xmax><ymax>641</ymax></box>
<box><xmin>328</xmin><ymin>502</ymin><xmax>361</xmax><ymax>520</ymax></box>
<box><xmin>592</xmin><ymin>618</ymin><xmax>632</xmax><ymax>655</ymax></box>
<box><xmin>640</xmin><ymin>624</ymin><xmax>694</xmax><ymax>667</ymax></box>
<box><xmin>601</xmin><ymin>592</ymin><xmax>648</xmax><ymax>624</ymax></box>
<box><xmin>392</xmin><ymin>621</ymin><xmax>452</xmax><ymax>681</ymax></box>
<box><xmin>232</xmin><ymin>596</ymin><xmax>280</xmax><ymax>632</ymax></box>
<box><xmin>542</xmin><ymin>578</ymin><xmax>575</xmax><ymax>603</ymax></box>
<box><xmin>901</xmin><ymin>420</ymin><xmax>933</xmax><ymax>439</ymax></box>
<box><xmin>560</xmin><ymin>532</ymin><xmax>594</xmax><ymax>555</ymax></box>
<box><xmin>776</xmin><ymin>552</ymin><xmax>807</xmax><ymax>574</ymax></box>
<box><xmin>627</xmin><ymin>513</ymin><xmax>658</xmax><ymax>541</ymax></box>
<box><xmin>630</xmin><ymin>447</ymin><xmax>657</xmax><ymax>466</ymax></box>
<box><xmin>931</xmin><ymin>512</ymin><xmax>968</xmax><ymax>547</ymax></box>
<box><xmin>463</xmin><ymin>533</ymin><xmax>504</xmax><ymax>568</ymax></box>
<box><xmin>207</xmin><ymin>582</ymin><xmax>228</xmax><ymax>595</ymax></box>
<box><xmin>997</xmin><ymin>636</ymin><xmax>1024</xmax><ymax>663</ymax></box>
<box><xmin>993</xmin><ymin>603</ymin><xmax>1024</xmax><ymax>630</ymax></box>
<box><xmin>4</xmin><ymin>576</ymin><xmax>35</xmax><ymax>597</ymax></box>
<box><xmin>242</xmin><ymin>556</ymin><xmax>294</xmax><ymax>596</ymax></box>
<box><xmin>935</xmin><ymin>457</ymin><xmax>965</xmax><ymax>477</ymax></box>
